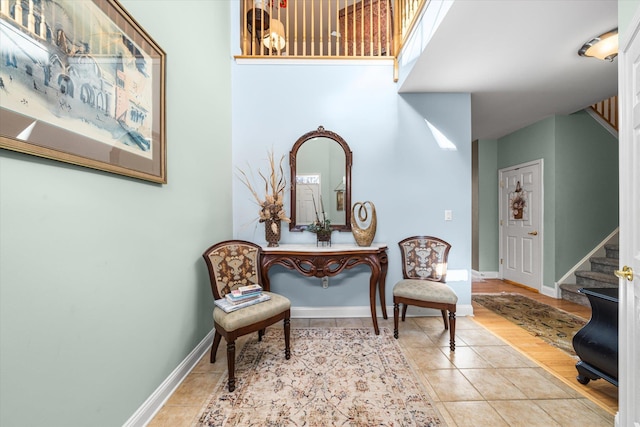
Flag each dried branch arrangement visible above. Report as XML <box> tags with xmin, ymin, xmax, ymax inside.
<box><xmin>237</xmin><ymin>150</ymin><xmax>291</xmax><ymax>226</ymax></box>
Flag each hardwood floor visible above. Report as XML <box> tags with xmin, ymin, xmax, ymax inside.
<box><xmin>472</xmin><ymin>279</ymin><xmax>618</xmax><ymax>415</ymax></box>
<box><xmin>148</xmin><ymin>279</ymin><xmax>618</xmax><ymax>426</ymax></box>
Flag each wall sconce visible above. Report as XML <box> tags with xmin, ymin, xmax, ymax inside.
<box><xmin>262</xmin><ymin>19</ymin><xmax>286</xmax><ymax>51</ymax></box>
<box><xmin>578</xmin><ymin>28</ymin><xmax>618</xmax><ymax>61</ymax></box>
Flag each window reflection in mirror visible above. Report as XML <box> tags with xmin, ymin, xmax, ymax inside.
<box><xmin>290</xmin><ymin>127</ymin><xmax>352</xmax><ymax>232</ymax></box>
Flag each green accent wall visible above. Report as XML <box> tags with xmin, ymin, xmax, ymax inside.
<box><xmin>478</xmin><ymin>113</ymin><xmax>618</xmax><ymax>289</ymax></box>
<box><xmin>0</xmin><ymin>1</ymin><xmax>232</xmax><ymax>425</ymax></box>
<box><xmin>555</xmin><ymin>111</ymin><xmax>619</xmax><ymax>277</ymax></box>
<box><xmin>619</xmin><ymin>0</ymin><xmax>640</xmax><ymax>36</ymax></box>
<box><xmin>477</xmin><ymin>139</ymin><xmax>499</xmax><ymax>272</ymax></box>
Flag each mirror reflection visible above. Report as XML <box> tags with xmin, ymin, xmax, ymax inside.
<box><xmin>290</xmin><ymin>127</ymin><xmax>352</xmax><ymax>232</ymax></box>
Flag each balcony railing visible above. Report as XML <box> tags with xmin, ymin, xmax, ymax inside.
<box><xmin>239</xmin><ymin>0</ymin><xmax>426</xmax><ymax>59</ymax></box>
<box><xmin>398</xmin><ymin>0</ymin><xmax>426</xmax><ymax>49</ymax></box>
<box><xmin>590</xmin><ymin>96</ymin><xmax>618</xmax><ymax>131</ymax></box>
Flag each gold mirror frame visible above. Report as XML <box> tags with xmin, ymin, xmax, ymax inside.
<box><xmin>289</xmin><ymin>126</ymin><xmax>352</xmax><ymax>232</ymax></box>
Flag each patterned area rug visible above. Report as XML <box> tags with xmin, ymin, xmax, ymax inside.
<box><xmin>472</xmin><ymin>293</ymin><xmax>587</xmax><ymax>356</ymax></box>
<box><xmin>195</xmin><ymin>328</ymin><xmax>445</xmax><ymax>426</ymax></box>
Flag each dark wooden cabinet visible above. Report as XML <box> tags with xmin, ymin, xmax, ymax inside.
<box><xmin>572</xmin><ymin>287</ymin><xmax>618</xmax><ymax>387</ymax></box>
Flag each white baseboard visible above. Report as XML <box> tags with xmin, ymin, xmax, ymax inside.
<box><xmin>124</xmin><ymin>304</ymin><xmax>475</xmax><ymax>426</ymax></box>
<box><xmin>542</xmin><ymin>284</ymin><xmax>559</xmax><ymax>299</ymax></box>
<box><xmin>475</xmin><ymin>271</ymin><xmax>499</xmax><ymax>279</ymax></box>
<box><xmin>122</xmin><ymin>329</ymin><xmax>214</xmax><ymax>427</ymax></box>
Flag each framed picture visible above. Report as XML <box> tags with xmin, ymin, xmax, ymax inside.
<box><xmin>336</xmin><ymin>191</ymin><xmax>344</xmax><ymax>211</ymax></box>
<box><xmin>0</xmin><ymin>0</ymin><xmax>167</xmax><ymax>183</ymax></box>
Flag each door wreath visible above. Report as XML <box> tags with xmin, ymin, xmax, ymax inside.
<box><xmin>509</xmin><ymin>181</ymin><xmax>527</xmax><ymax>220</ymax></box>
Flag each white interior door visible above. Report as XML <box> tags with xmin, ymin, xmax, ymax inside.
<box><xmin>296</xmin><ymin>174</ymin><xmax>321</xmax><ymax>225</ymax></box>
<box><xmin>617</xmin><ymin>13</ymin><xmax>640</xmax><ymax>427</ymax></box>
<box><xmin>499</xmin><ymin>160</ymin><xmax>543</xmax><ymax>291</ymax></box>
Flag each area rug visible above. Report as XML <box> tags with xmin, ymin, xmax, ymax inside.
<box><xmin>472</xmin><ymin>293</ymin><xmax>587</xmax><ymax>356</ymax></box>
<box><xmin>195</xmin><ymin>328</ymin><xmax>445</xmax><ymax>426</ymax></box>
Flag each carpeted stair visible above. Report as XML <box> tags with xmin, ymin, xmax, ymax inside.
<box><xmin>559</xmin><ymin>244</ymin><xmax>619</xmax><ymax>307</ymax></box>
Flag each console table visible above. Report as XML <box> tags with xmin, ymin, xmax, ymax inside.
<box><xmin>260</xmin><ymin>244</ymin><xmax>389</xmax><ymax>334</ymax></box>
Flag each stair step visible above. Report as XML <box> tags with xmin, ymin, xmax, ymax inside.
<box><xmin>575</xmin><ymin>270</ymin><xmax>619</xmax><ymax>287</ymax></box>
<box><xmin>560</xmin><ymin>243</ymin><xmax>619</xmax><ymax>305</ymax></box>
<box><xmin>605</xmin><ymin>244</ymin><xmax>619</xmax><ymax>260</ymax></box>
<box><xmin>589</xmin><ymin>256</ymin><xmax>619</xmax><ymax>274</ymax></box>
<box><xmin>559</xmin><ymin>283</ymin><xmax>591</xmax><ymax>307</ymax></box>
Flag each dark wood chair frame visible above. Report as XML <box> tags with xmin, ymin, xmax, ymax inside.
<box><xmin>203</xmin><ymin>240</ymin><xmax>291</xmax><ymax>391</ymax></box>
<box><xmin>393</xmin><ymin>236</ymin><xmax>456</xmax><ymax>351</ymax></box>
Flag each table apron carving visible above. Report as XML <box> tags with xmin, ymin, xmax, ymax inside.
<box><xmin>262</xmin><ymin>254</ymin><xmax>381</xmax><ymax>277</ymax></box>
<box><xmin>260</xmin><ymin>245</ymin><xmax>388</xmax><ymax>334</ymax></box>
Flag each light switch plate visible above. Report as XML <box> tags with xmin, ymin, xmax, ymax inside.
<box><xmin>444</xmin><ymin>210</ymin><xmax>453</xmax><ymax>221</ymax></box>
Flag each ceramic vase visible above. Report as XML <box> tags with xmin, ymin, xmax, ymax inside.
<box><xmin>264</xmin><ymin>218</ymin><xmax>281</xmax><ymax>247</ymax></box>
<box><xmin>351</xmin><ymin>201</ymin><xmax>376</xmax><ymax>247</ymax></box>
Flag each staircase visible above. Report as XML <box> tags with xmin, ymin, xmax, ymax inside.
<box><xmin>559</xmin><ymin>244</ymin><xmax>619</xmax><ymax>307</ymax></box>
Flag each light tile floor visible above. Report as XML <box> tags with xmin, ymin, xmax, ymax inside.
<box><xmin>149</xmin><ymin>313</ymin><xmax>615</xmax><ymax>426</ymax></box>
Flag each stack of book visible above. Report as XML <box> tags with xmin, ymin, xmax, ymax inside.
<box><xmin>214</xmin><ymin>284</ymin><xmax>270</xmax><ymax>313</ymax></box>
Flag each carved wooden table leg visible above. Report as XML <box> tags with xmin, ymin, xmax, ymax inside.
<box><xmin>378</xmin><ymin>252</ymin><xmax>389</xmax><ymax>319</ymax></box>
<box><xmin>369</xmin><ymin>264</ymin><xmax>380</xmax><ymax>335</ymax></box>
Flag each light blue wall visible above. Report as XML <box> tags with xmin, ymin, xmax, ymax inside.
<box><xmin>231</xmin><ymin>62</ymin><xmax>473</xmax><ymax>308</ymax></box>
<box><xmin>0</xmin><ymin>1</ymin><xmax>232</xmax><ymax>426</ymax></box>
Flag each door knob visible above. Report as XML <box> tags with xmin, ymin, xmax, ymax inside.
<box><xmin>614</xmin><ymin>265</ymin><xmax>634</xmax><ymax>281</ymax></box>
<box><xmin>528</xmin><ymin>231</ymin><xmax>538</xmax><ymax>236</ymax></box>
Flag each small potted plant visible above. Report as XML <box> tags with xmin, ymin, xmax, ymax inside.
<box><xmin>305</xmin><ymin>194</ymin><xmax>332</xmax><ymax>246</ymax></box>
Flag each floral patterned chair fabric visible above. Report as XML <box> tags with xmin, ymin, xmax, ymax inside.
<box><xmin>206</xmin><ymin>243</ymin><xmax>261</xmax><ymax>298</ymax></box>
<box><xmin>393</xmin><ymin>236</ymin><xmax>457</xmax><ymax>351</ymax></box>
<box><xmin>400</xmin><ymin>238</ymin><xmax>450</xmax><ymax>282</ymax></box>
<box><xmin>203</xmin><ymin>240</ymin><xmax>291</xmax><ymax>391</ymax></box>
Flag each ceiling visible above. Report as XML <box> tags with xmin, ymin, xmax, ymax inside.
<box><xmin>398</xmin><ymin>0</ymin><xmax>619</xmax><ymax>140</ymax></box>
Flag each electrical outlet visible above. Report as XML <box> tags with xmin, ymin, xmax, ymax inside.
<box><xmin>322</xmin><ymin>276</ymin><xmax>329</xmax><ymax>289</ymax></box>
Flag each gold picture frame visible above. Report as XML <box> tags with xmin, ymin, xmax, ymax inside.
<box><xmin>336</xmin><ymin>191</ymin><xmax>344</xmax><ymax>211</ymax></box>
<box><xmin>0</xmin><ymin>0</ymin><xmax>167</xmax><ymax>183</ymax></box>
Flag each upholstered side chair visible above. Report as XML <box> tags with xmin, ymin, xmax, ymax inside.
<box><xmin>393</xmin><ymin>236</ymin><xmax>457</xmax><ymax>351</ymax></box>
<box><xmin>202</xmin><ymin>240</ymin><xmax>291</xmax><ymax>391</ymax></box>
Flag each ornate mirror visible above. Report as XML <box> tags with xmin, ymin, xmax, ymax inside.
<box><xmin>289</xmin><ymin>126</ymin><xmax>352</xmax><ymax>232</ymax></box>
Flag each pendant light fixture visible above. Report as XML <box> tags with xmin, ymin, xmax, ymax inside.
<box><xmin>578</xmin><ymin>28</ymin><xmax>618</xmax><ymax>62</ymax></box>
